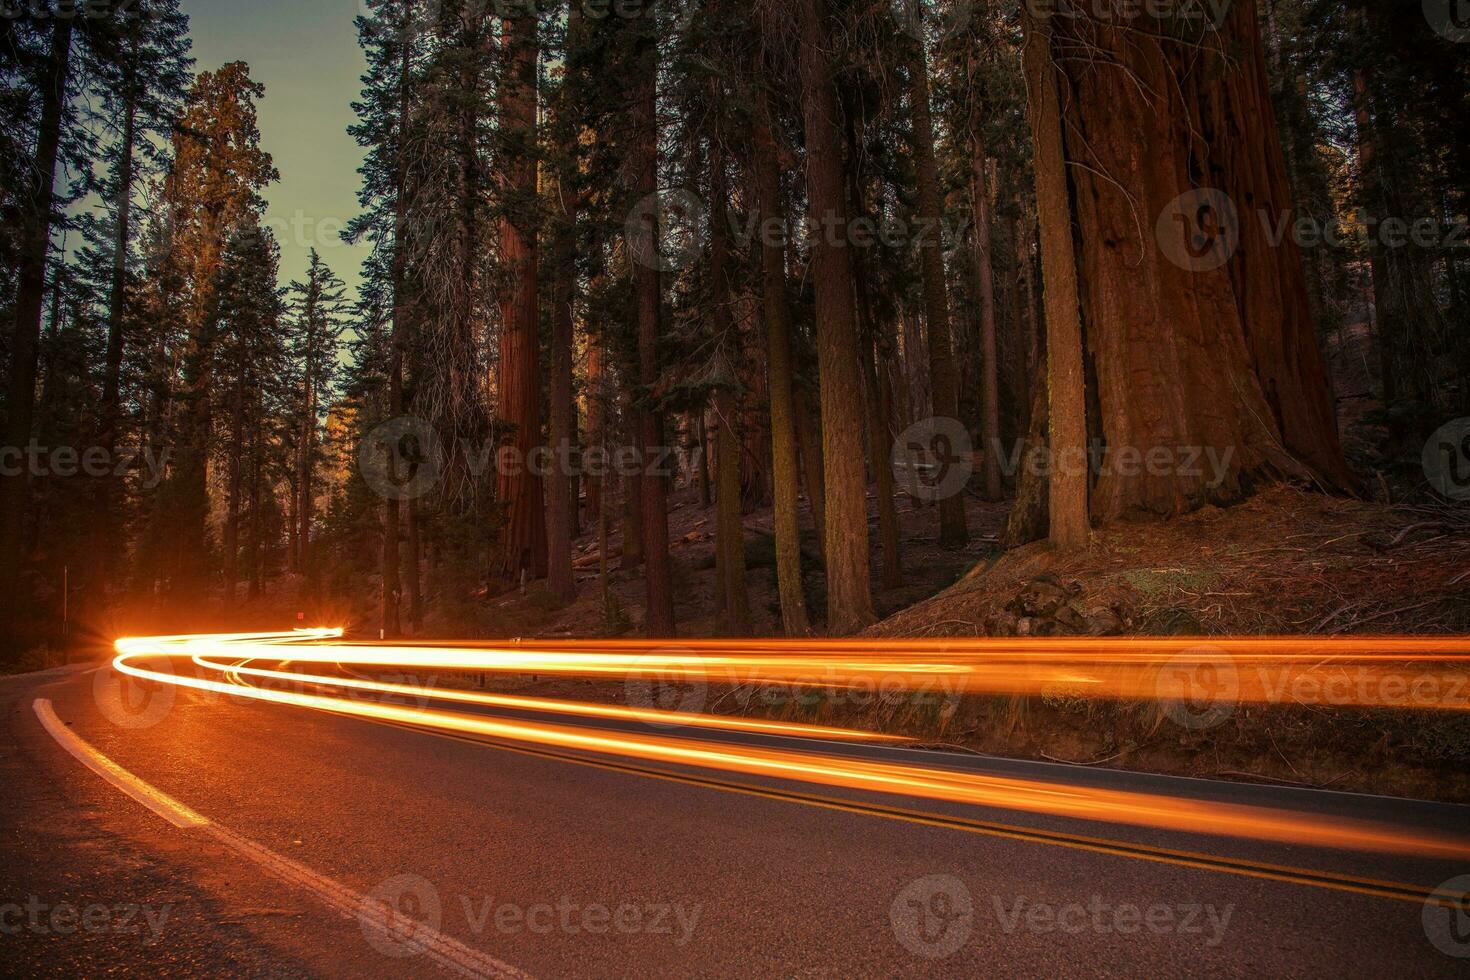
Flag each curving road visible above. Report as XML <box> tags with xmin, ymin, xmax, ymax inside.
<box><xmin>3</xmin><ymin>656</ymin><xmax>1468</xmax><ymax>977</ymax></box>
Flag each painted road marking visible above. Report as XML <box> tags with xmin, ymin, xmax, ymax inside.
<box><xmin>33</xmin><ymin>698</ymin><xmax>530</xmax><ymax>980</ymax></box>
<box><xmin>34</xmin><ymin>698</ymin><xmax>210</xmax><ymax>828</ymax></box>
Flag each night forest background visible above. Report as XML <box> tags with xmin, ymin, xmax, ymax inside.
<box><xmin>0</xmin><ymin>0</ymin><xmax>1467</xmax><ymax>668</ymax></box>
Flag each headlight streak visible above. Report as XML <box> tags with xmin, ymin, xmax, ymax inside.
<box><xmin>117</xmin><ymin>631</ymin><xmax>1470</xmax><ymax>711</ymax></box>
<box><xmin>110</xmin><ymin>631</ymin><xmax>1470</xmax><ymax>862</ymax></box>
<box><xmin>187</xmin><ymin>654</ymin><xmax>903</xmax><ymax>743</ymax></box>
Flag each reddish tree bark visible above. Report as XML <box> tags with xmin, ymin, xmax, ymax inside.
<box><xmin>1022</xmin><ymin>0</ymin><xmax>1353</xmax><ymax>538</ymax></box>
<box><xmin>495</xmin><ymin>15</ymin><xmax>547</xmax><ymax>582</ymax></box>
<box><xmin>796</xmin><ymin>0</ymin><xmax>874</xmax><ymax>633</ymax></box>
<box><xmin>1022</xmin><ymin>8</ymin><xmax>1089</xmax><ymax>550</ymax></box>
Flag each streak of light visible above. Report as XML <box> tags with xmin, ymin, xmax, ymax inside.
<box><xmin>117</xmin><ymin>630</ymin><xmax>1470</xmax><ymax>711</ymax></box>
<box><xmin>111</xmin><ymin>631</ymin><xmax>1470</xmax><ymax>862</ymax></box>
<box><xmin>188</xmin><ymin>654</ymin><xmax>901</xmax><ymax>742</ymax></box>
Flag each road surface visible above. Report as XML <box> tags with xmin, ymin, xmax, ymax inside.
<box><xmin>3</xmin><ymin>660</ymin><xmax>1467</xmax><ymax>977</ymax></box>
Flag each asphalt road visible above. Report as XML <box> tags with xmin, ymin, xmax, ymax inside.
<box><xmin>3</xmin><ymin>661</ymin><xmax>1468</xmax><ymax>977</ymax></box>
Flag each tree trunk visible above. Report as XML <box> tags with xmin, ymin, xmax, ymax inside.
<box><xmin>969</xmin><ymin>130</ymin><xmax>1004</xmax><ymax>501</ymax></box>
<box><xmin>710</xmin><ymin>140</ymin><xmax>749</xmax><ymax>633</ymax></box>
<box><xmin>247</xmin><ymin>408</ymin><xmax>264</xmax><ymax>600</ymax></box>
<box><xmin>796</xmin><ymin>0</ymin><xmax>874</xmax><ymax>633</ymax></box>
<box><xmin>752</xmin><ymin>109</ymin><xmax>812</xmax><ymax>636</ymax></box>
<box><xmin>585</xmin><ymin>337</ymin><xmax>605</xmax><ymax>523</ymax></box>
<box><xmin>620</xmin><ymin>389</ymin><xmax>644</xmax><ymax>572</ymax></box>
<box><xmin>382</xmin><ymin>16</ymin><xmax>414</xmax><ymax>640</ymax></box>
<box><xmin>696</xmin><ymin>411</ymin><xmax>713</xmax><ymax>508</ymax></box>
<box><xmin>496</xmin><ymin>14</ymin><xmax>547</xmax><ymax>582</ymax></box>
<box><xmin>1021</xmin><ymin>7</ymin><xmax>1090</xmax><ymax>551</ymax></box>
<box><xmin>405</xmin><ymin>497</ymin><xmax>422</xmax><ymax>632</ymax></box>
<box><xmin>1020</xmin><ymin>0</ymin><xmax>1352</xmax><ymax>545</ymax></box>
<box><xmin>96</xmin><ymin>23</ymin><xmax>141</xmax><ymax>599</ymax></box>
<box><xmin>906</xmin><ymin>19</ymin><xmax>969</xmax><ymax>547</ymax></box>
<box><xmin>546</xmin><ymin>174</ymin><xmax>578</xmax><ymax>602</ymax></box>
<box><xmin>630</xmin><ymin>34</ymin><xmax>675</xmax><ymax>635</ymax></box>
<box><xmin>224</xmin><ymin>381</ymin><xmax>243</xmax><ymax>602</ymax></box>
<box><xmin>847</xmin><ymin>146</ymin><xmax>903</xmax><ymax>590</ymax></box>
<box><xmin>0</xmin><ymin>16</ymin><xmax>73</xmax><ymax>601</ymax></box>
<box><xmin>794</xmin><ymin>391</ymin><xmax>826</xmax><ymax>561</ymax></box>
<box><xmin>861</xmin><ymin>324</ymin><xmax>903</xmax><ymax>590</ymax></box>
<box><xmin>297</xmin><ymin>369</ymin><xmax>315</xmax><ymax>584</ymax></box>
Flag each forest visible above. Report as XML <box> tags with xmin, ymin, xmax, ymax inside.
<box><xmin>0</xmin><ymin>0</ymin><xmax>1466</xmax><ymax>667</ymax></box>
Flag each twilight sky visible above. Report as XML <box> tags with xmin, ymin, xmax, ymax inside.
<box><xmin>184</xmin><ymin>0</ymin><xmax>372</xmax><ymax>300</ymax></box>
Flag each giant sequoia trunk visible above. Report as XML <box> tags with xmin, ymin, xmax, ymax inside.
<box><xmin>495</xmin><ymin>16</ymin><xmax>547</xmax><ymax>582</ymax></box>
<box><xmin>1019</xmin><ymin>1</ymin><xmax>1352</xmax><ymax>537</ymax></box>
<box><xmin>796</xmin><ymin>0</ymin><xmax>874</xmax><ymax>633</ymax></box>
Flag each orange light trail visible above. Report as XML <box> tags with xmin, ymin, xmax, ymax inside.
<box><xmin>110</xmin><ymin>630</ymin><xmax>1470</xmax><ymax>862</ymax></box>
<box><xmin>187</xmin><ymin>654</ymin><xmax>901</xmax><ymax>743</ymax></box>
<box><xmin>116</xmin><ymin>630</ymin><xmax>1470</xmax><ymax>711</ymax></box>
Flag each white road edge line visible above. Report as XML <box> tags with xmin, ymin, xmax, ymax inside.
<box><xmin>33</xmin><ymin>698</ymin><xmax>209</xmax><ymax>828</ymax></box>
<box><xmin>32</xmin><ymin>698</ymin><xmax>530</xmax><ymax>980</ymax></box>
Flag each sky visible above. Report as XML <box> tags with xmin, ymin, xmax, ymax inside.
<box><xmin>184</xmin><ymin>0</ymin><xmax>372</xmax><ymax>301</ymax></box>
